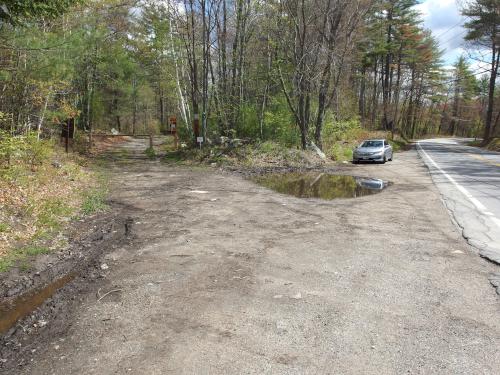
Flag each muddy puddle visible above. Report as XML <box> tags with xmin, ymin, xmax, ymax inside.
<box><xmin>0</xmin><ymin>273</ymin><xmax>76</xmax><ymax>335</ymax></box>
<box><xmin>252</xmin><ymin>172</ymin><xmax>390</xmax><ymax>200</ymax></box>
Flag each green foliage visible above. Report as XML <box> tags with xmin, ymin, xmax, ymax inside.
<box><xmin>330</xmin><ymin>144</ymin><xmax>354</xmax><ymax>162</ymax></box>
<box><xmin>262</xmin><ymin>96</ymin><xmax>300</xmax><ymax>146</ymax></box>
<box><xmin>0</xmin><ymin>131</ymin><xmax>53</xmax><ymax>173</ymax></box>
<box><xmin>463</xmin><ymin>0</ymin><xmax>500</xmax><ymax>46</ymax></box>
<box><xmin>322</xmin><ymin>117</ymin><xmax>363</xmax><ymax>142</ymax></box>
<box><xmin>22</xmin><ymin>132</ymin><xmax>54</xmax><ymax>168</ymax></box>
<box><xmin>0</xmin><ymin>130</ymin><xmax>23</xmax><ymax>168</ymax></box>
<box><xmin>237</xmin><ymin>104</ymin><xmax>260</xmax><ymax>139</ymax></box>
<box><xmin>0</xmin><ymin>0</ymin><xmax>82</xmax><ymax>25</ymax></box>
<box><xmin>144</xmin><ymin>146</ymin><xmax>156</xmax><ymax>159</ymax></box>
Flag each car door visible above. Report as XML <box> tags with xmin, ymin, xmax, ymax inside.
<box><xmin>383</xmin><ymin>140</ymin><xmax>390</xmax><ymax>158</ymax></box>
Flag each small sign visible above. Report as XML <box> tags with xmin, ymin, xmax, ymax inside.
<box><xmin>196</xmin><ymin>137</ymin><xmax>204</xmax><ymax>144</ymax></box>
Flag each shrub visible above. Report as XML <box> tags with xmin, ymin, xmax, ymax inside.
<box><xmin>0</xmin><ymin>131</ymin><xmax>53</xmax><ymax>171</ymax></box>
<box><xmin>144</xmin><ymin>146</ymin><xmax>156</xmax><ymax>159</ymax></box>
<box><xmin>22</xmin><ymin>132</ymin><xmax>53</xmax><ymax>169</ymax></box>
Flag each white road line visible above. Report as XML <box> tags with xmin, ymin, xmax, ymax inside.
<box><xmin>417</xmin><ymin>142</ymin><xmax>500</xmax><ymax>230</ymax></box>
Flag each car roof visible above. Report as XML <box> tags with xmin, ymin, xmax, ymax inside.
<box><xmin>364</xmin><ymin>139</ymin><xmax>385</xmax><ymax>142</ymax></box>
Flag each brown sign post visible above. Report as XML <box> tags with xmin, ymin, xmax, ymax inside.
<box><xmin>61</xmin><ymin>118</ymin><xmax>75</xmax><ymax>153</ymax></box>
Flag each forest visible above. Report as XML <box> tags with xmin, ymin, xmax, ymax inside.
<box><xmin>0</xmin><ymin>0</ymin><xmax>499</xmax><ymax>157</ymax></box>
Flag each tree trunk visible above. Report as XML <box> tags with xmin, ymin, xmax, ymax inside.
<box><xmin>483</xmin><ymin>44</ymin><xmax>500</xmax><ymax>143</ymax></box>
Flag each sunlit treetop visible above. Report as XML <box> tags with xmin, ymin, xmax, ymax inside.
<box><xmin>0</xmin><ymin>0</ymin><xmax>83</xmax><ymax>25</ymax></box>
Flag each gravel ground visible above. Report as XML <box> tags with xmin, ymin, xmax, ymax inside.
<box><xmin>6</xmin><ymin>141</ymin><xmax>499</xmax><ymax>375</ymax></box>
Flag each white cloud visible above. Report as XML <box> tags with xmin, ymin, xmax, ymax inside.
<box><xmin>414</xmin><ymin>0</ymin><xmax>467</xmax><ymax>64</ymax></box>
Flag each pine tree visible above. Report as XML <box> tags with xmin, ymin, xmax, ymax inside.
<box><xmin>463</xmin><ymin>0</ymin><xmax>500</xmax><ymax>142</ymax></box>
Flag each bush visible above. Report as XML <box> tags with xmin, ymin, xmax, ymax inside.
<box><xmin>0</xmin><ymin>131</ymin><xmax>53</xmax><ymax>171</ymax></box>
<box><xmin>0</xmin><ymin>130</ymin><xmax>23</xmax><ymax>168</ymax></box>
<box><xmin>22</xmin><ymin>132</ymin><xmax>53</xmax><ymax>169</ymax></box>
<box><xmin>262</xmin><ymin>95</ymin><xmax>300</xmax><ymax>146</ymax></box>
<box><xmin>144</xmin><ymin>146</ymin><xmax>156</xmax><ymax>159</ymax></box>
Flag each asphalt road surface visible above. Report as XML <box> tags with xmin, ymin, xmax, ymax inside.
<box><xmin>417</xmin><ymin>138</ymin><xmax>500</xmax><ymax>265</ymax></box>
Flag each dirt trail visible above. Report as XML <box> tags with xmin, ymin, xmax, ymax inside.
<box><xmin>4</xmin><ymin>139</ymin><xmax>500</xmax><ymax>374</ymax></box>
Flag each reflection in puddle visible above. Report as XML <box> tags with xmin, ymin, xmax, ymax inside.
<box><xmin>0</xmin><ymin>273</ymin><xmax>76</xmax><ymax>334</ymax></box>
<box><xmin>252</xmin><ymin>173</ymin><xmax>390</xmax><ymax>200</ymax></box>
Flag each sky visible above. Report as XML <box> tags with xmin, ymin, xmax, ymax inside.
<box><xmin>415</xmin><ymin>0</ymin><xmax>468</xmax><ymax>68</ymax></box>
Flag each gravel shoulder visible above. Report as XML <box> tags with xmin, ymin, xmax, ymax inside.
<box><xmin>3</xmin><ymin>142</ymin><xmax>499</xmax><ymax>374</ymax></box>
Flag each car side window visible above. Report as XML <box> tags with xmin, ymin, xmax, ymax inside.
<box><xmin>384</xmin><ymin>140</ymin><xmax>387</xmax><ymax>147</ymax></box>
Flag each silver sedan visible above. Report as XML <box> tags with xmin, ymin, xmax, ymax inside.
<box><xmin>353</xmin><ymin>139</ymin><xmax>393</xmax><ymax>164</ymax></box>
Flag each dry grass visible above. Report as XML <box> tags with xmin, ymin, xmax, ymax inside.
<box><xmin>0</xmin><ymin>148</ymin><xmax>103</xmax><ymax>265</ymax></box>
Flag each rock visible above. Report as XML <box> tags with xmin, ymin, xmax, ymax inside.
<box><xmin>273</xmin><ymin>295</ymin><xmax>283</xmax><ymax>299</ymax></box>
<box><xmin>231</xmin><ymin>138</ymin><xmax>243</xmax><ymax>147</ymax></box>
<box><xmin>37</xmin><ymin>320</ymin><xmax>48</xmax><ymax>328</ymax></box>
<box><xmin>307</xmin><ymin>141</ymin><xmax>327</xmax><ymax>160</ymax></box>
<box><xmin>291</xmin><ymin>292</ymin><xmax>302</xmax><ymax>300</ymax></box>
<box><xmin>51</xmin><ymin>161</ymin><xmax>62</xmax><ymax>168</ymax></box>
<box><xmin>100</xmin><ymin>263</ymin><xmax>109</xmax><ymax>270</ymax></box>
<box><xmin>54</xmin><ymin>345</ymin><xmax>60</xmax><ymax>350</ymax></box>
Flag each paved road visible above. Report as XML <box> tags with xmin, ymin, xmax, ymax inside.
<box><xmin>417</xmin><ymin>138</ymin><xmax>500</xmax><ymax>265</ymax></box>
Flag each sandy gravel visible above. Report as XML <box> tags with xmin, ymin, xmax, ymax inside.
<box><xmin>11</xmin><ymin>142</ymin><xmax>500</xmax><ymax>375</ymax></box>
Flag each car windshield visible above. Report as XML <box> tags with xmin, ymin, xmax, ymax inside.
<box><xmin>360</xmin><ymin>140</ymin><xmax>383</xmax><ymax>148</ymax></box>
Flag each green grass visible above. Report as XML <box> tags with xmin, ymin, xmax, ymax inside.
<box><xmin>81</xmin><ymin>187</ymin><xmax>108</xmax><ymax>215</ymax></box>
<box><xmin>37</xmin><ymin>198</ymin><xmax>73</xmax><ymax>230</ymax></box>
<box><xmin>0</xmin><ymin>222</ymin><xmax>9</xmax><ymax>233</ymax></box>
<box><xmin>0</xmin><ymin>257</ymin><xmax>14</xmax><ymax>272</ymax></box>
<box><xmin>22</xmin><ymin>245</ymin><xmax>51</xmax><ymax>256</ymax></box>
<box><xmin>0</xmin><ymin>245</ymin><xmax>51</xmax><ymax>272</ymax></box>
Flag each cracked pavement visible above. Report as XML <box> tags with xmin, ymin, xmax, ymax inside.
<box><xmin>417</xmin><ymin>138</ymin><xmax>500</xmax><ymax>267</ymax></box>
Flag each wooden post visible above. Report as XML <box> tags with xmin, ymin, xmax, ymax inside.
<box><xmin>149</xmin><ymin>134</ymin><xmax>153</xmax><ymax>149</ymax></box>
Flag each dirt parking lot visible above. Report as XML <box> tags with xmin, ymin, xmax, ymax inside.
<box><xmin>2</xmin><ymin>141</ymin><xmax>500</xmax><ymax>374</ymax></box>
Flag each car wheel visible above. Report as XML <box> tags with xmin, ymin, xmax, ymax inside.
<box><xmin>353</xmin><ymin>159</ymin><xmax>358</xmax><ymax>164</ymax></box>
<box><xmin>389</xmin><ymin>154</ymin><xmax>393</xmax><ymax>161</ymax></box>
<box><xmin>382</xmin><ymin>155</ymin><xmax>387</xmax><ymax>164</ymax></box>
